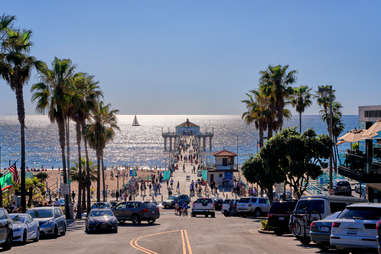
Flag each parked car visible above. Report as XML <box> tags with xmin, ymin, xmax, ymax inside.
<box><xmin>58</xmin><ymin>198</ymin><xmax>65</xmax><ymax>206</ymax></box>
<box><xmin>290</xmin><ymin>195</ymin><xmax>365</xmax><ymax>245</ymax></box>
<box><xmin>162</xmin><ymin>195</ymin><xmax>177</xmax><ymax>209</ymax></box>
<box><xmin>10</xmin><ymin>213</ymin><xmax>39</xmax><ymax>243</ymax></box>
<box><xmin>267</xmin><ymin>200</ymin><xmax>297</xmax><ymax>235</ymax></box>
<box><xmin>27</xmin><ymin>207</ymin><xmax>66</xmax><ymax>237</ymax></box>
<box><xmin>310</xmin><ymin>211</ymin><xmax>341</xmax><ymax>251</ymax></box>
<box><xmin>330</xmin><ymin>203</ymin><xmax>381</xmax><ymax>252</ymax></box>
<box><xmin>237</xmin><ymin>197</ymin><xmax>270</xmax><ymax>217</ymax></box>
<box><xmin>355</xmin><ymin>183</ymin><xmax>367</xmax><ymax>197</ymax></box>
<box><xmin>334</xmin><ymin>180</ymin><xmax>352</xmax><ymax>196</ymax></box>
<box><xmin>221</xmin><ymin>199</ymin><xmax>231</xmax><ymax>216</ymax></box>
<box><xmin>213</xmin><ymin>198</ymin><xmax>223</xmax><ymax>211</ymax></box>
<box><xmin>221</xmin><ymin>199</ymin><xmax>239</xmax><ymax>217</ymax></box>
<box><xmin>113</xmin><ymin>201</ymin><xmax>160</xmax><ymax>225</ymax></box>
<box><xmin>376</xmin><ymin>219</ymin><xmax>381</xmax><ymax>254</ymax></box>
<box><xmin>91</xmin><ymin>202</ymin><xmax>111</xmax><ymax>209</ymax></box>
<box><xmin>85</xmin><ymin>208</ymin><xmax>118</xmax><ymax>233</ymax></box>
<box><xmin>0</xmin><ymin>208</ymin><xmax>13</xmax><ymax>250</ymax></box>
<box><xmin>191</xmin><ymin>198</ymin><xmax>215</xmax><ymax>218</ymax></box>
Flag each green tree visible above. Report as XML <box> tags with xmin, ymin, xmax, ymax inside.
<box><xmin>260</xmin><ymin>128</ymin><xmax>331</xmax><ymax>198</ymax></box>
<box><xmin>259</xmin><ymin>65</ymin><xmax>296</xmax><ymax>131</ymax></box>
<box><xmin>290</xmin><ymin>85</ymin><xmax>313</xmax><ymax>133</ymax></box>
<box><xmin>31</xmin><ymin>57</ymin><xmax>75</xmax><ymax>219</ymax></box>
<box><xmin>0</xmin><ymin>29</ymin><xmax>44</xmax><ymax>212</ymax></box>
<box><xmin>87</xmin><ymin>101</ymin><xmax>119</xmax><ymax>202</ymax></box>
<box><xmin>241</xmin><ymin>154</ymin><xmax>284</xmax><ymax>203</ymax></box>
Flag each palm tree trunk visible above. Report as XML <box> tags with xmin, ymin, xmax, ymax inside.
<box><xmin>102</xmin><ymin>155</ymin><xmax>106</xmax><ymax>202</ymax></box>
<box><xmin>82</xmin><ymin>121</ymin><xmax>91</xmax><ymax>213</ymax></box>
<box><xmin>259</xmin><ymin>126</ymin><xmax>264</xmax><ymax>148</ymax></box>
<box><xmin>267</xmin><ymin>122</ymin><xmax>273</xmax><ymax>139</ymax></box>
<box><xmin>82</xmin><ymin>182</ymin><xmax>86</xmax><ymax>211</ymax></box>
<box><xmin>66</xmin><ymin>118</ymin><xmax>71</xmax><ymax>203</ymax></box>
<box><xmin>96</xmin><ymin>153</ymin><xmax>101</xmax><ymax>202</ymax></box>
<box><xmin>75</xmin><ymin>121</ymin><xmax>82</xmax><ymax>219</ymax></box>
<box><xmin>299</xmin><ymin>112</ymin><xmax>302</xmax><ymax>133</ymax></box>
<box><xmin>15</xmin><ymin>85</ymin><xmax>26</xmax><ymax>212</ymax></box>
<box><xmin>58</xmin><ymin>118</ymin><xmax>70</xmax><ymax>219</ymax></box>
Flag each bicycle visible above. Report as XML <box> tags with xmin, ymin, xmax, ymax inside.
<box><xmin>290</xmin><ymin>210</ymin><xmax>322</xmax><ymax>245</ymax></box>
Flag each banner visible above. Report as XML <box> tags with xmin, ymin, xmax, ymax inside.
<box><xmin>0</xmin><ymin>173</ymin><xmax>13</xmax><ymax>191</ymax></box>
<box><xmin>202</xmin><ymin>170</ymin><xmax>208</xmax><ymax>181</ymax></box>
<box><xmin>163</xmin><ymin>170</ymin><xmax>170</xmax><ymax>181</ymax></box>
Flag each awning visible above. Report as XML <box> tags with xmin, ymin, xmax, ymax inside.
<box><xmin>337</xmin><ymin>129</ymin><xmax>377</xmax><ymax>145</ymax></box>
<box><xmin>364</xmin><ymin>121</ymin><xmax>381</xmax><ymax>136</ymax></box>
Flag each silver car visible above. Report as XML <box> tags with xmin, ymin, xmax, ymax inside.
<box><xmin>10</xmin><ymin>213</ymin><xmax>40</xmax><ymax>243</ymax></box>
<box><xmin>27</xmin><ymin>207</ymin><xmax>66</xmax><ymax>237</ymax></box>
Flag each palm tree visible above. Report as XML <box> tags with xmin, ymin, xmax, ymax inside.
<box><xmin>259</xmin><ymin>65</ymin><xmax>296</xmax><ymax>131</ymax></box>
<box><xmin>0</xmin><ymin>15</ymin><xmax>15</xmax><ymax>43</ymax></box>
<box><xmin>242</xmin><ymin>90</ymin><xmax>269</xmax><ymax>148</ymax></box>
<box><xmin>87</xmin><ymin>101</ymin><xmax>119</xmax><ymax>202</ymax></box>
<box><xmin>0</xmin><ymin>29</ymin><xmax>44</xmax><ymax>212</ymax></box>
<box><xmin>290</xmin><ymin>85</ymin><xmax>313</xmax><ymax>133</ymax></box>
<box><xmin>31</xmin><ymin>57</ymin><xmax>75</xmax><ymax>219</ymax></box>
<box><xmin>70</xmin><ymin>73</ymin><xmax>102</xmax><ymax>216</ymax></box>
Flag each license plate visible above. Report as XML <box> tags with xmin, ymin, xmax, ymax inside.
<box><xmin>278</xmin><ymin>217</ymin><xmax>285</xmax><ymax>221</ymax></box>
<box><xmin>347</xmin><ymin>229</ymin><xmax>358</xmax><ymax>235</ymax></box>
<box><xmin>320</xmin><ymin>226</ymin><xmax>330</xmax><ymax>232</ymax></box>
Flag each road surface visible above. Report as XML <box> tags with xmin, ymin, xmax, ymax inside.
<box><xmin>6</xmin><ymin>212</ymin><xmax>334</xmax><ymax>254</ymax></box>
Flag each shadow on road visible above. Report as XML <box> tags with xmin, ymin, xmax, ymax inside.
<box><xmin>118</xmin><ymin>222</ymin><xmax>160</xmax><ymax>227</ymax></box>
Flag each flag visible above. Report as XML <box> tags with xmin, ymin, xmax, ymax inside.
<box><xmin>8</xmin><ymin>164</ymin><xmax>19</xmax><ymax>184</ymax></box>
<box><xmin>0</xmin><ymin>173</ymin><xmax>13</xmax><ymax>191</ymax></box>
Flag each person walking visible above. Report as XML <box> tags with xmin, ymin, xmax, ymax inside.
<box><xmin>176</xmin><ymin>181</ymin><xmax>180</xmax><ymax>194</ymax></box>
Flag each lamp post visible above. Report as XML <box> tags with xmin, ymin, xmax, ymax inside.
<box><xmin>116</xmin><ymin>173</ymin><xmax>119</xmax><ymax>201</ymax></box>
<box><xmin>319</xmin><ymin>86</ymin><xmax>334</xmax><ymax>192</ymax></box>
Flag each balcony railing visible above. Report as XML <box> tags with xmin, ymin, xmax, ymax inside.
<box><xmin>338</xmin><ymin>152</ymin><xmax>381</xmax><ymax>183</ymax></box>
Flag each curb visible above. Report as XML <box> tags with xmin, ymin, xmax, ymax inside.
<box><xmin>257</xmin><ymin>229</ymin><xmax>274</xmax><ymax>235</ymax></box>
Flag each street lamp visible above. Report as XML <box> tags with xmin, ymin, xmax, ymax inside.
<box><xmin>319</xmin><ymin>86</ymin><xmax>334</xmax><ymax>193</ymax></box>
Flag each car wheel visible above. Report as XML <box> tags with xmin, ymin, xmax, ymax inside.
<box><xmin>205</xmin><ymin>214</ymin><xmax>208</xmax><ymax>218</ymax></box>
<box><xmin>317</xmin><ymin>243</ymin><xmax>329</xmax><ymax>252</ymax></box>
<box><xmin>2</xmin><ymin>230</ymin><xmax>12</xmax><ymax>250</ymax></box>
<box><xmin>211</xmin><ymin>213</ymin><xmax>215</xmax><ymax>218</ymax></box>
<box><xmin>113</xmin><ymin>227</ymin><xmax>118</xmax><ymax>233</ymax></box>
<box><xmin>223</xmin><ymin>211</ymin><xmax>229</xmax><ymax>217</ymax></box>
<box><xmin>147</xmin><ymin>219</ymin><xmax>156</xmax><ymax>225</ymax></box>
<box><xmin>61</xmin><ymin>224</ymin><xmax>66</xmax><ymax>236</ymax></box>
<box><xmin>34</xmin><ymin>229</ymin><xmax>40</xmax><ymax>242</ymax></box>
<box><xmin>53</xmin><ymin>225</ymin><xmax>59</xmax><ymax>238</ymax></box>
<box><xmin>300</xmin><ymin>237</ymin><xmax>311</xmax><ymax>245</ymax></box>
<box><xmin>274</xmin><ymin>229</ymin><xmax>283</xmax><ymax>236</ymax></box>
<box><xmin>254</xmin><ymin>208</ymin><xmax>261</xmax><ymax>218</ymax></box>
<box><xmin>131</xmin><ymin>215</ymin><xmax>140</xmax><ymax>225</ymax></box>
<box><xmin>22</xmin><ymin>230</ymin><xmax>28</xmax><ymax>244</ymax></box>
<box><xmin>191</xmin><ymin>213</ymin><xmax>195</xmax><ymax>217</ymax></box>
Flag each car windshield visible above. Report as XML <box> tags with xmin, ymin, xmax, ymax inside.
<box><xmin>338</xmin><ymin>207</ymin><xmax>381</xmax><ymax>220</ymax></box>
<box><xmin>196</xmin><ymin>199</ymin><xmax>212</xmax><ymax>204</ymax></box>
<box><xmin>239</xmin><ymin>198</ymin><xmax>250</xmax><ymax>203</ymax></box>
<box><xmin>92</xmin><ymin>203</ymin><xmax>110</xmax><ymax>208</ymax></box>
<box><xmin>223</xmin><ymin>200</ymin><xmax>231</xmax><ymax>204</ymax></box>
<box><xmin>295</xmin><ymin>200</ymin><xmax>324</xmax><ymax>214</ymax></box>
<box><xmin>168</xmin><ymin>196</ymin><xmax>176</xmax><ymax>200</ymax></box>
<box><xmin>27</xmin><ymin>209</ymin><xmax>53</xmax><ymax>218</ymax></box>
<box><xmin>10</xmin><ymin>215</ymin><xmax>25</xmax><ymax>223</ymax></box>
<box><xmin>90</xmin><ymin>210</ymin><xmax>113</xmax><ymax>217</ymax></box>
<box><xmin>270</xmin><ymin>202</ymin><xmax>296</xmax><ymax>213</ymax></box>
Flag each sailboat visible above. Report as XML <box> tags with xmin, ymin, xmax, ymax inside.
<box><xmin>132</xmin><ymin>115</ymin><xmax>140</xmax><ymax>126</ymax></box>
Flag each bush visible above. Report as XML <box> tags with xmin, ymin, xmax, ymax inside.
<box><xmin>261</xmin><ymin>219</ymin><xmax>270</xmax><ymax>231</ymax></box>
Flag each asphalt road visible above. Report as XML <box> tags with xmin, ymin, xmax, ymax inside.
<box><xmin>4</xmin><ymin>211</ymin><xmax>344</xmax><ymax>254</ymax></box>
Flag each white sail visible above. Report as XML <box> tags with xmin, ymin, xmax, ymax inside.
<box><xmin>132</xmin><ymin>115</ymin><xmax>140</xmax><ymax>126</ymax></box>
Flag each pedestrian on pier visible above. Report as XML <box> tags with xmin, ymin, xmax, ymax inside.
<box><xmin>176</xmin><ymin>181</ymin><xmax>180</xmax><ymax>194</ymax></box>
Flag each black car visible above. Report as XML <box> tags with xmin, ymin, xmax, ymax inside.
<box><xmin>86</xmin><ymin>208</ymin><xmax>118</xmax><ymax>233</ymax></box>
<box><xmin>334</xmin><ymin>180</ymin><xmax>352</xmax><ymax>196</ymax></box>
<box><xmin>113</xmin><ymin>201</ymin><xmax>160</xmax><ymax>225</ymax></box>
<box><xmin>267</xmin><ymin>200</ymin><xmax>297</xmax><ymax>235</ymax></box>
<box><xmin>0</xmin><ymin>208</ymin><xmax>13</xmax><ymax>250</ymax></box>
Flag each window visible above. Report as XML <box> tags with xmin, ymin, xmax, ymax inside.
<box><xmin>250</xmin><ymin>198</ymin><xmax>258</xmax><ymax>203</ymax></box>
<box><xmin>330</xmin><ymin>202</ymin><xmax>347</xmax><ymax>213</ymax></box>
<box><xmin>338</xmin><ymin>207</ymin><xmax>381</xmax><ymax>220</ymax></box>
<box><xmin>295</xmin><ymin>200</ymin><xmax>324</xmax><ymax>214</ymax></box>
<box><xmin>116</xmin><ymin>203</ymin><xmax>126</xmax><ymax>210</ymax></box>
<box><xmin>54</xmin><ymin>209</ymin><xmax>61</xmax><ymax>218</ymax></box>
<box><xmin>365</xmin><ymin>110</ymin><xmax>381</xmax><ymax>118</ymax></box>
<box><xmin>0</xmin><ymin>209</ymin><xmax>7</xmax><ymax>219</ymax></box>
<box><xmin>222</xmin><ymin>158</ymin><xmax>228</xmax><ymax>166</ymax></box>
<box><xmin>259</xmin><ymin>199</ymin><xmax>266</xmax><ymax>204</ymax></box>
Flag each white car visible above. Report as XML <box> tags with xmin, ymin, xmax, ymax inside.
<box><xmin>10</xmin><ymin>213</ymin><xmax>39</xmax><ymax>243</ymax></box>
<box><xmin>191</xmin><ymin>198</ymin><xmax>215</xmax><ymax>217</ymax></box>
<box><xmin>237</xmin><ymin>197</ymin><xmax>270</xmax><ymax>217</ymax></box>
<box><xmin>221</xmin><ymin>199</ymin><xmax>231</xmax><ymax>215</ymax></box>
<box><xmin>330</xmin><ymin>203</ymin><xmax>381</xmax><ymax>252</ymax></box>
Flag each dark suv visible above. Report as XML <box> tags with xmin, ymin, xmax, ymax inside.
<box><xmin>113</xmin><ymin>201</ymin><xmax>160</xmax><ymax>225</ymax></box>
<box><xmin>267</xmin><ymin>200</ymin><xmax>297</xmax><ymax>236</ymax></box>
<box><xmin>334</xmin><ymin>180</ymin><xmax>352</xmax><ymax>196</ymax></box>
<box><xmin>0</xmin><ymin>208</ymin><xmax>13</xmax><ymax>250</ymax></box>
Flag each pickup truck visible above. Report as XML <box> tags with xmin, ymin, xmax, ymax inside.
<box><xmin>191</xmin><ymin>198</ymin><xmax>215</xmax><ymax>218</ymax></box>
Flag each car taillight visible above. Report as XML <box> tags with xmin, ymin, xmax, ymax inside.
<box><xmin>377</xmin><ymin>221</ymin><xmax>381</xmax><ymax>230</ymax></box>
<box><xmin>310</xmin><ymin>222</ymin><xmax>316</xmax><ymax>229</ymax></box>
<box><xmin>212</xmin><ymin>203</ymin><xmax>215</xmax><ymax>209</ymax></box>
<box><xmin>142</xmin><ymin>208</ymin><xmax>149</xmax><ymax>213</ymax></box>
<box><xmin>332</xmin><ymin>222</ymin><xmax>341</xmax><ymax>228</ymax></box>
<box><xmin>268</xmin><ymin>213</ymin><xmax>273</xmax><ymax>218</ymax></box>
<box><xmin>248</xmin><ymin>204</ymin><xmax>252</xmax><ymax>207</ymax></box>
<box><xmin>156</xmin><ymin>207</ymin><xmax>160</xmax><ymax>213</ymax></box>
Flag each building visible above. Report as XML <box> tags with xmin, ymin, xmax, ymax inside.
<box><xmin>339</xmin><ymin>105</ymin><xmax>381</xmax><ymax>202</ymax></box>
<box><xmin>176</xmin><ymin>118</ymin><xmax>200</xmax><ymax>136</ymax></box>
<box><xmin>207</xmin><ymin>150</ymin><xmax>237</xmax><ymax>187</ymax></box>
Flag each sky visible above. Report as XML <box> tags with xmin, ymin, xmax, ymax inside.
<box><xmin>0</xmin><ymin>0</ymin><xmax>380</xmax><ymax>115</ymax></box>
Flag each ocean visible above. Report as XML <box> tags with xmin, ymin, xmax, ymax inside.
<box><xmin>0</xmin><ymin>115</ymin><xmax>358</xmax><ymax>169</ymax></box>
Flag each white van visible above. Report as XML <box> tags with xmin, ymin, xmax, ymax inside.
<box><xmin>290</xmin><ymin>195</ymin><xmax>366</xmax><ymax>245</ymax></box>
